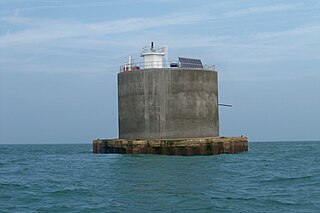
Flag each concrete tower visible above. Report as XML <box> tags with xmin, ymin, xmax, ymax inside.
<box><xmin>118</xmin><ymin>43</ymin><xmax>219</xmax><ymax>140</ymax></box>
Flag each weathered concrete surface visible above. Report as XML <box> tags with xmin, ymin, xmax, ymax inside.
<box><xmin>118</xmin><ymin>68</ymin><xmax>219</xmax><ymax>140</ymax></box>
<box><xmin>92</xmin><ymin>136</ymin><xmax>248</xmax><ymax>155</ymax></box>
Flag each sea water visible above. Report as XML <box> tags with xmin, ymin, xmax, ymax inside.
<box><xmin>0</xmin><ymin>142</ymin><xmax>319</xmax><ymax>212</ymax></box>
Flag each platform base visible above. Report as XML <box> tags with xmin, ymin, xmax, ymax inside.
<box><xmin>92</xmin><ymin>136</ymin><xmax>248</xmax><ymax>156</ymax></box>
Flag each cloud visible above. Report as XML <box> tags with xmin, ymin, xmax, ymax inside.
<box><xmin>0</xmin><ymin>2</ymin><xmax>300</xmax><ymax>48</ymax></box>
<box><xmin>0</xmin><ymin>0</ymin><xmax>115</xmax><ymax>12</ymax></box>
<box><xmin>1</xmin><ymin>1</ymin><xmax>318</xmax><ymax>77</ymax></box>
<box><xmin>223</xmin><ymin>4</ymin><xmax>299</xmax><ymax>18</ymax></box>
<box><xmin>252</xmin><ymin>25</ymin><xmax>320</xmax><ymax>41</ymax></box>
<box><xmin>0</xmin><ymin>12</ymin><xmax>209</xmax><ymax>47</ymax></box>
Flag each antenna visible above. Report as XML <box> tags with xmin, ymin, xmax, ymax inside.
<box><xmin>151</xmin><ymin>42</ymin><xmax>154</xmax><ymax>50</ymax></box>
<box><xmin>164</xmin><ymin>46</ymin><xmax>168</xmax><ymax>67</ymax></box>
<box><xmin>218</xmin><ymin>103</ymin><xmax>232</xmax><ymax>107</ymax></box>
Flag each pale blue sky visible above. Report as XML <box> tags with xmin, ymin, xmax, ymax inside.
<box><xmin>0</xmin><ymin>0</ymin><xmax>320</xmax><ymax>143</ymax></box>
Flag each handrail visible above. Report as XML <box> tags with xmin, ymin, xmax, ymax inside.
<box><xmin>119</xmin><ymin>61</ymin><xmax>216</xmax><ymax>72</ymax></box>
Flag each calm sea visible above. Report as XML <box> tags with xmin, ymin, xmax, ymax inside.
<box><xmin>0</xmin><ymin>142</ymin><xmax>319</xmax><ymax>212</ymax></box>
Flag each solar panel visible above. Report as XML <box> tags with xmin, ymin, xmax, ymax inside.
<box><xmin>178</xmin><ymin>57</ymin><xmax>203</xmax><ymax>68</ymax></box>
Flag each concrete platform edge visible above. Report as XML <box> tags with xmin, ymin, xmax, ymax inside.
<box><xmin>92</xmin><ymin>136</ymin><xmax>248</xmax><ymax>155</ymax></box>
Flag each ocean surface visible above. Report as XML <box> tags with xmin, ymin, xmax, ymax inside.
<box><xmin>0</xmin><ymin>142</ymin><xmax>319</xmax><ymax>213</ymax></box>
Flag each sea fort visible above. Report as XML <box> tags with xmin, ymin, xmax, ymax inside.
<box><xmin>93</xmin><ymin>43</ymin><xmax>248</xmax><ymax>155</ymax></box>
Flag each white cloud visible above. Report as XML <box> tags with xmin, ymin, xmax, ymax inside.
<box><xmin>0</xmin><ymin>2</ymin><xmax>300</xmax><ymax>48</ymax></box>
<box><xmin>0</xmin><ymin>12</ymin><xmax>209</xmax><ymax>47</ymax></box>
<box><xmin>1</xmin><ymin>1</ymin><xmax>319</xmax><ymax>76</ymax></box>
<box><xmin>252</xmin><ymin>25</ymin><xmax>320</xmax><ymax>41</ymax></box>
<box><xmin>223</xmin><ymin>4</ymin><xmax>299</xmax><ymax>18</ymax></box>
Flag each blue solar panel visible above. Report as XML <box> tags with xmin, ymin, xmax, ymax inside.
<box><xmin>178</xmin><ymin>57</ymin><xmax>203</xmax><ymax>68</ymax></box>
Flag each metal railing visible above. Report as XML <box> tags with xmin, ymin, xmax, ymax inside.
<box><xmin>119</xmin><ymin>61</ymin><xmax>216</xmax><ymax>72</ymax></box>
<box><xmin>141</xmin><ymin>46</ymin><xmax>166</xmax><ymax>55</ymax></box>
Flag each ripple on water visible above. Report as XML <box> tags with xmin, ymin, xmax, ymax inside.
<box><xmin>0</xmin><ymin>142</ymin><xmax>319</xmax><ymax>212</ymax></box>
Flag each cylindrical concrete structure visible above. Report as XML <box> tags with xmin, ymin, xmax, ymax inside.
<box><xmin>118</xmin><ymin>68</ymin><xmax>219</xmax><ymax>139</ymax></box>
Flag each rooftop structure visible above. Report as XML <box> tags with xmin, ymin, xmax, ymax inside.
<box><xmin>120</xmin><ymin>42</ymin><xmax>215</xmax><ymax>72</ymax></box>
<box><xmin>140</xmin><ymin>42</ymin><xmax>165</xmax><ymax>69</ymax></box>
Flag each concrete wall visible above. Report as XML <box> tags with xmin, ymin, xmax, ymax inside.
<box><xmin>118</xmin><ymin>68</ymin><xmax>219</xmax><ymax>139</ymax></box>
<box><xmin>93</xmin><ymin>137</ymin><xmax>248</xmax><ymax>155</ymax></box>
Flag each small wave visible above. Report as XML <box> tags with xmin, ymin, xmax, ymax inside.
<box><xmin>211</xmin><ymin>195</ymin><xmax>259</xmax><ymax>202</ymax></box>
<box><xmin>48</xmin><ymin>188</ymin><xmax>91</xmax><ymax>197</ymax></box>
<box><xmin>263</xmin><ymin>198</ymin><xmax>299</xmax><ymax>206</ymax></box>
<box><xmin>0</xmin><ymin>182</ymin><xmax>30</xmax><ymax>190</ymax></box>
<box><xmin>259</xmin><ymin>175</ymin><xmax>314</xmax><ymax>183</ymax></box>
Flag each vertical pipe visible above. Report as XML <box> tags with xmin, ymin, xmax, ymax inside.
<box><xmin>128</xmin><ymin>56</ymin><xmax>132</xmax><ymax>71</ymax></box>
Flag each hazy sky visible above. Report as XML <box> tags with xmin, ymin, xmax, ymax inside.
<box><xmin>1</xmin><ymin>0</ymin><xmax>320</xmax><ymax>144</ymax></box>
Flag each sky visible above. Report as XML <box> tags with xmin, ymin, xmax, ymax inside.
<box><xmin>0</xmin><ymin>0</ymin><xmax>320</xmax><ymax>144</ymax></box>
